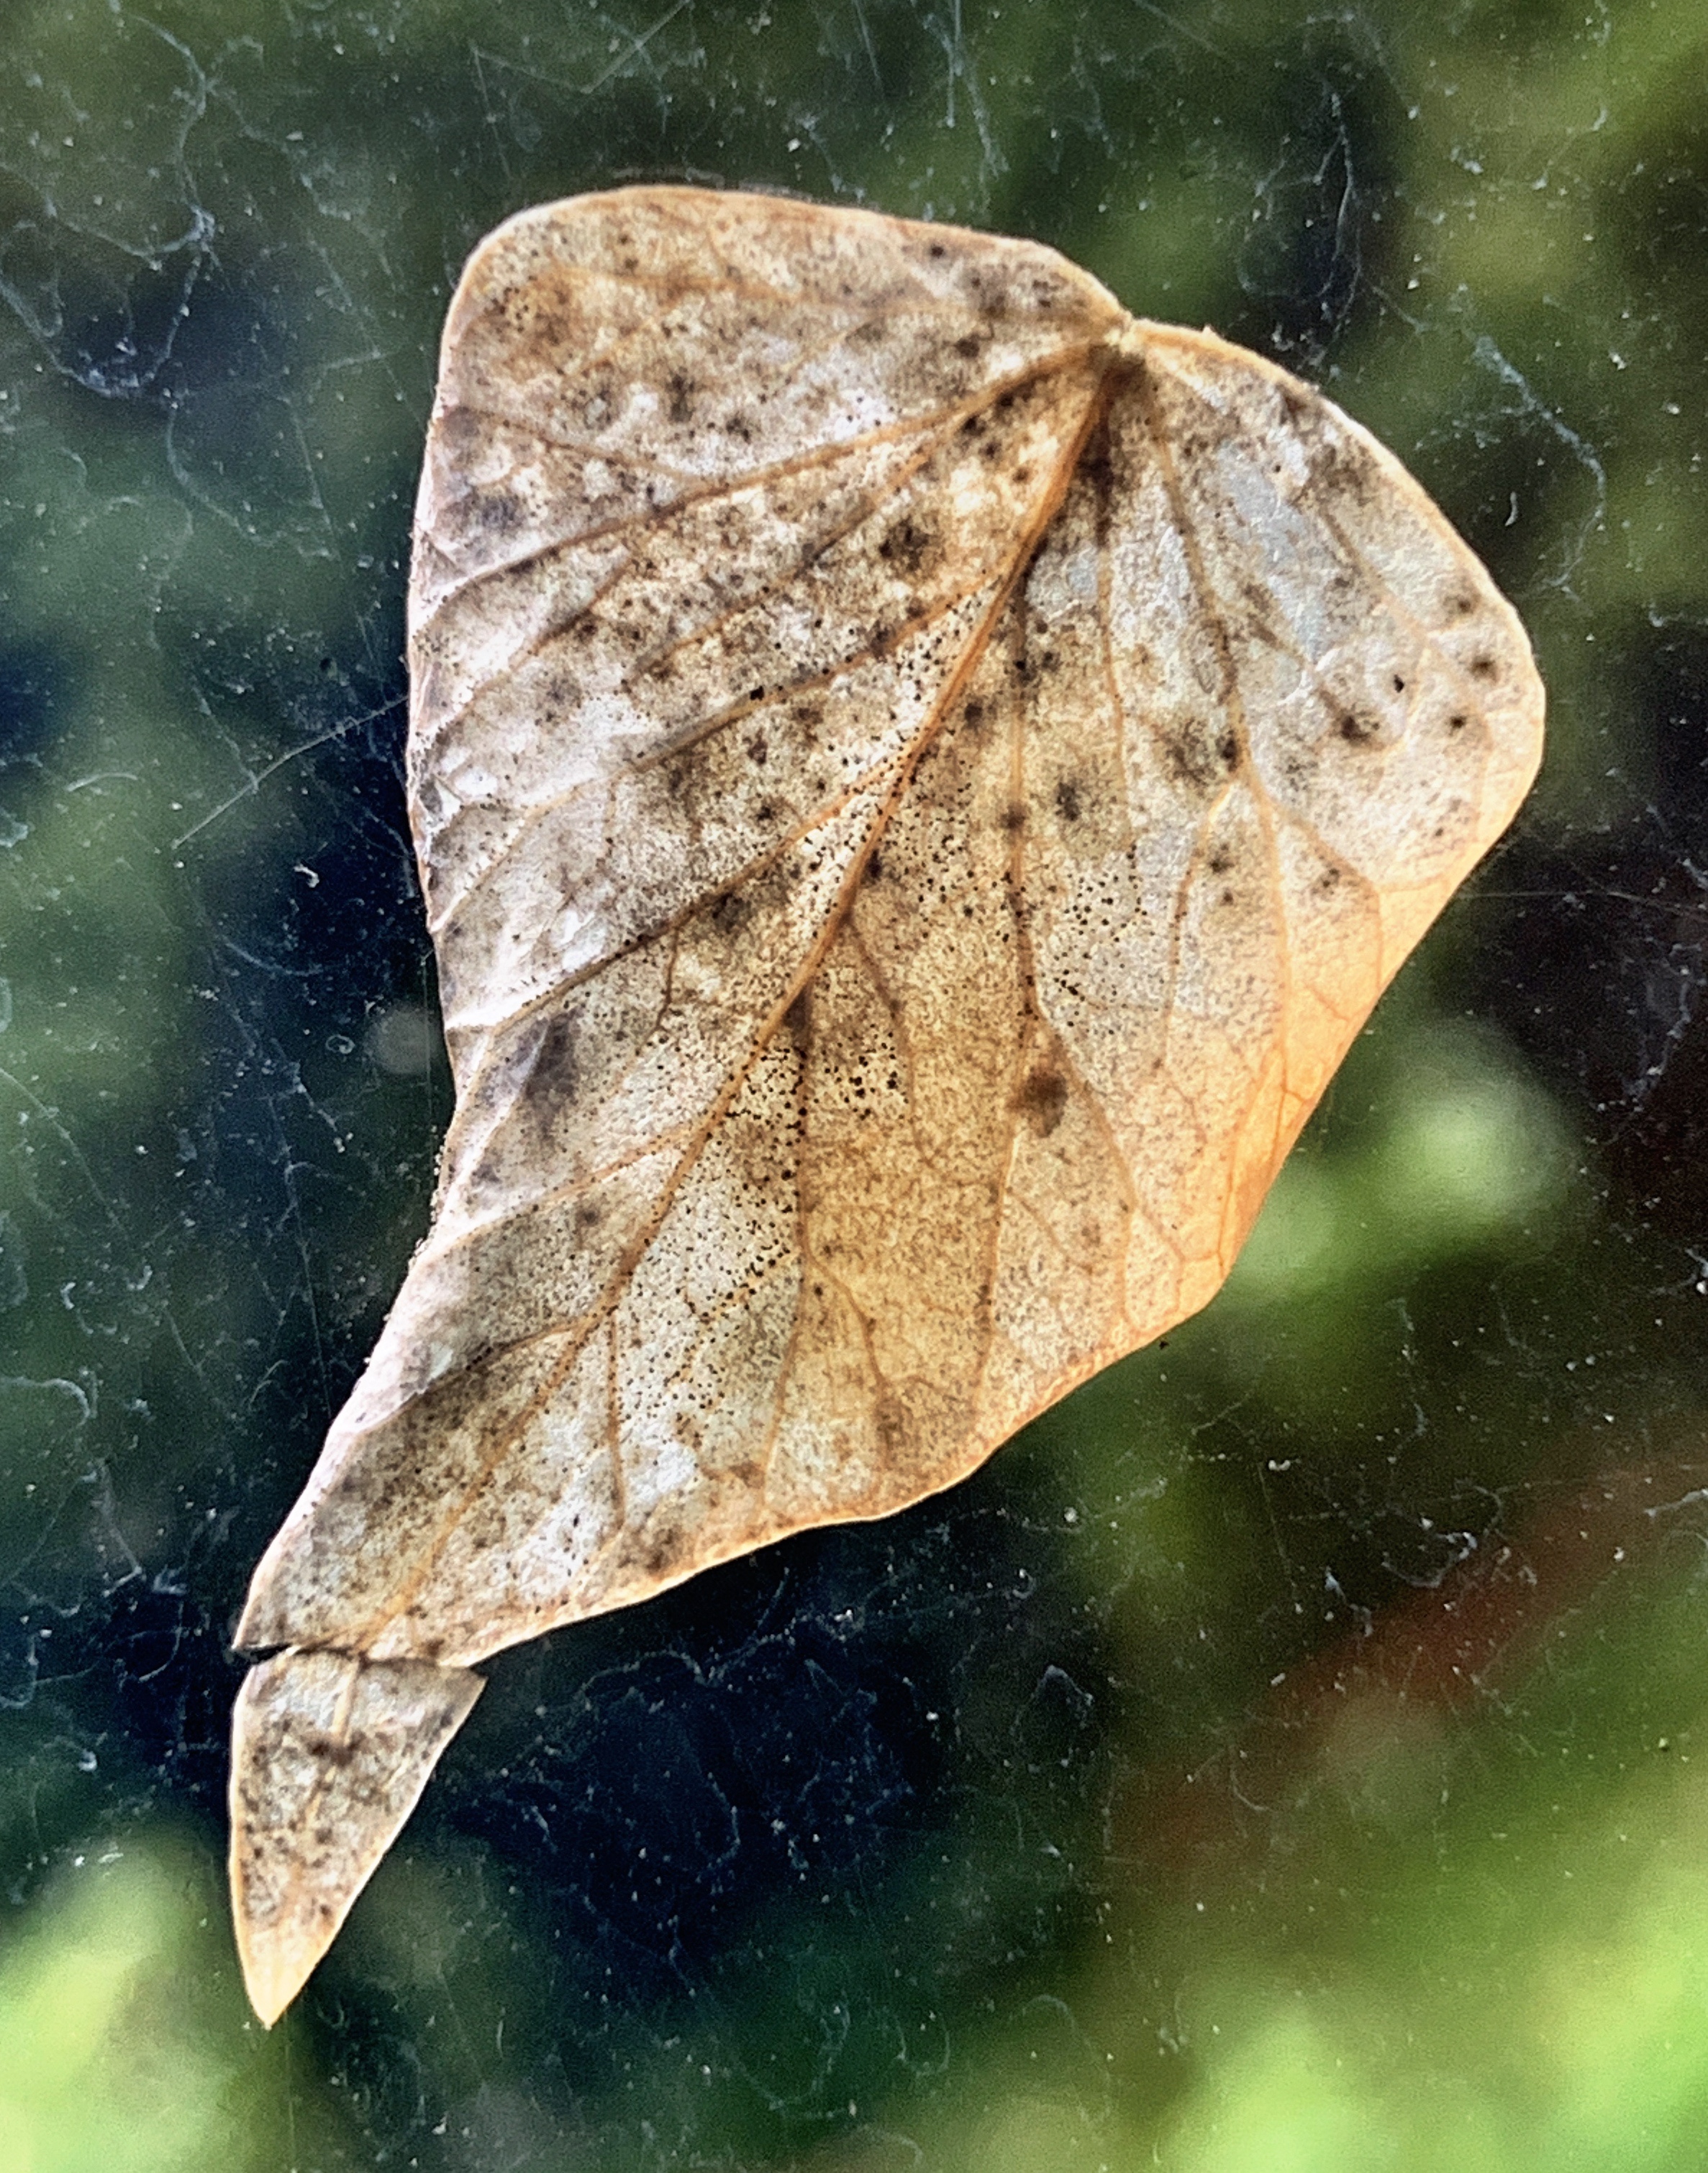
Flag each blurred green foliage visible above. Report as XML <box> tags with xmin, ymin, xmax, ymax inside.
<box><xmin>1</xmin><ymin>0</ymin><xmax>1707</xmax><ymax>2166</ymax></box>
<box><xmin>0</xmin><ymin>1842</ymin><xmax>283</xmax><ymax>2173</ymax></box>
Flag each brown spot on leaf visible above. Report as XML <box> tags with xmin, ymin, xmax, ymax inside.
<box><xmin>1016</xmin><ymin>1065</ymin><xmax>1069</xmax><ymax>1137</ymax></box>
<box><xmin>878</xmin><ymin>516</ymin><xmax>935</xmax><ymax>573</ymax></box>
<box><xmin>876</xmin><ymin>1394</ymin><xmax>912</xmax><ymax>1453</ymax></box>
<box><xmin>710</xmin><ymin>890</ymin><xmax>749</xmax><ymax>933</ymax></box>
<box><xmin>1166</xmin><ymin>717</ymin><xmax>1237</xmax><ymax>791</ymax></box>
<box><xmin>523</xmin><ymin>1012</ymin><xmax>580</xmax><ymax>1117</ymax></box>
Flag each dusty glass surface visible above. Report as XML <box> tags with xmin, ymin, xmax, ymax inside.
<box><xmin>1</xmin><ymin>1</ymin><xmax>1704</xmax><ymax>2167</ymax></box>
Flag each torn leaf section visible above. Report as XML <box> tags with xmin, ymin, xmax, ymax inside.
<box><xmin>228</xmin><ymin>1648</ymin><xmax>483</xmax><ymax>2026</ymax></box>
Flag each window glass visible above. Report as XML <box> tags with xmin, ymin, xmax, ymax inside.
<box><xmin>1</xmin><ymin>4</ymin><xmax>1704</xmax><ymax>2167</ymax></box>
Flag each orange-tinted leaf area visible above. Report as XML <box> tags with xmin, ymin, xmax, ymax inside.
<box><xmin>228</xmin><ymin>188</ymin><xmax>1545</xmax><ymax>2023</ymax></box>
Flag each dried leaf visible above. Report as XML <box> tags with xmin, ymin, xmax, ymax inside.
<box><xmin>229</xmin><ymin>187</ymin><xmax>1545</xmax><ymax>2023</ymax></box>
<box><xmin>229</xmin><ymin>1651</ymin><xmax>482</xmax><ymax>2028</ymax></box>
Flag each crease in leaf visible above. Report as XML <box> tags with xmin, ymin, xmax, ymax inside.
<box><xmin>227</xmin><ymin>186</ymin><xmax>1545</xmax><ymax>2025</ymax></box>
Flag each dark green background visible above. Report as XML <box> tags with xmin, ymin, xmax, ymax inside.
<box><xmin>2</xmin><ymin>1</ymin><xmax>1707</xmax><ymax>2166</ymax></box>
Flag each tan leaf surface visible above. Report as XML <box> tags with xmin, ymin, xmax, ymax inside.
<box><xmin>229</xmin><ymin>186</ymin><xmax>1545</xmax><ymax>2022</ymax></box>
<box><xmin>230</xmin><ymin>1651</ymin><xmax>482</xmax><ymax>2026</ymax></box>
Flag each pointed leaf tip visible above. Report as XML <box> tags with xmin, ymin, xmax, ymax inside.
<box><xmin>229</xmin><ymin>1648</ymin><xmax>483</xmax><ymax>2025</ymax></box>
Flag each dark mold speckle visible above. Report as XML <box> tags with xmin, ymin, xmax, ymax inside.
<box><xmin>1015</xmin><ymin>1064</ymin><xmax>1069</xmax><ymax>1138</ymax></box>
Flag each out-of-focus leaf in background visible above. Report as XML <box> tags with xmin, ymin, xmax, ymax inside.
<box><xmin>2</xmin><ymin>0</ymin><xmax>1707</xmax><ymax>2166</ymax></box>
